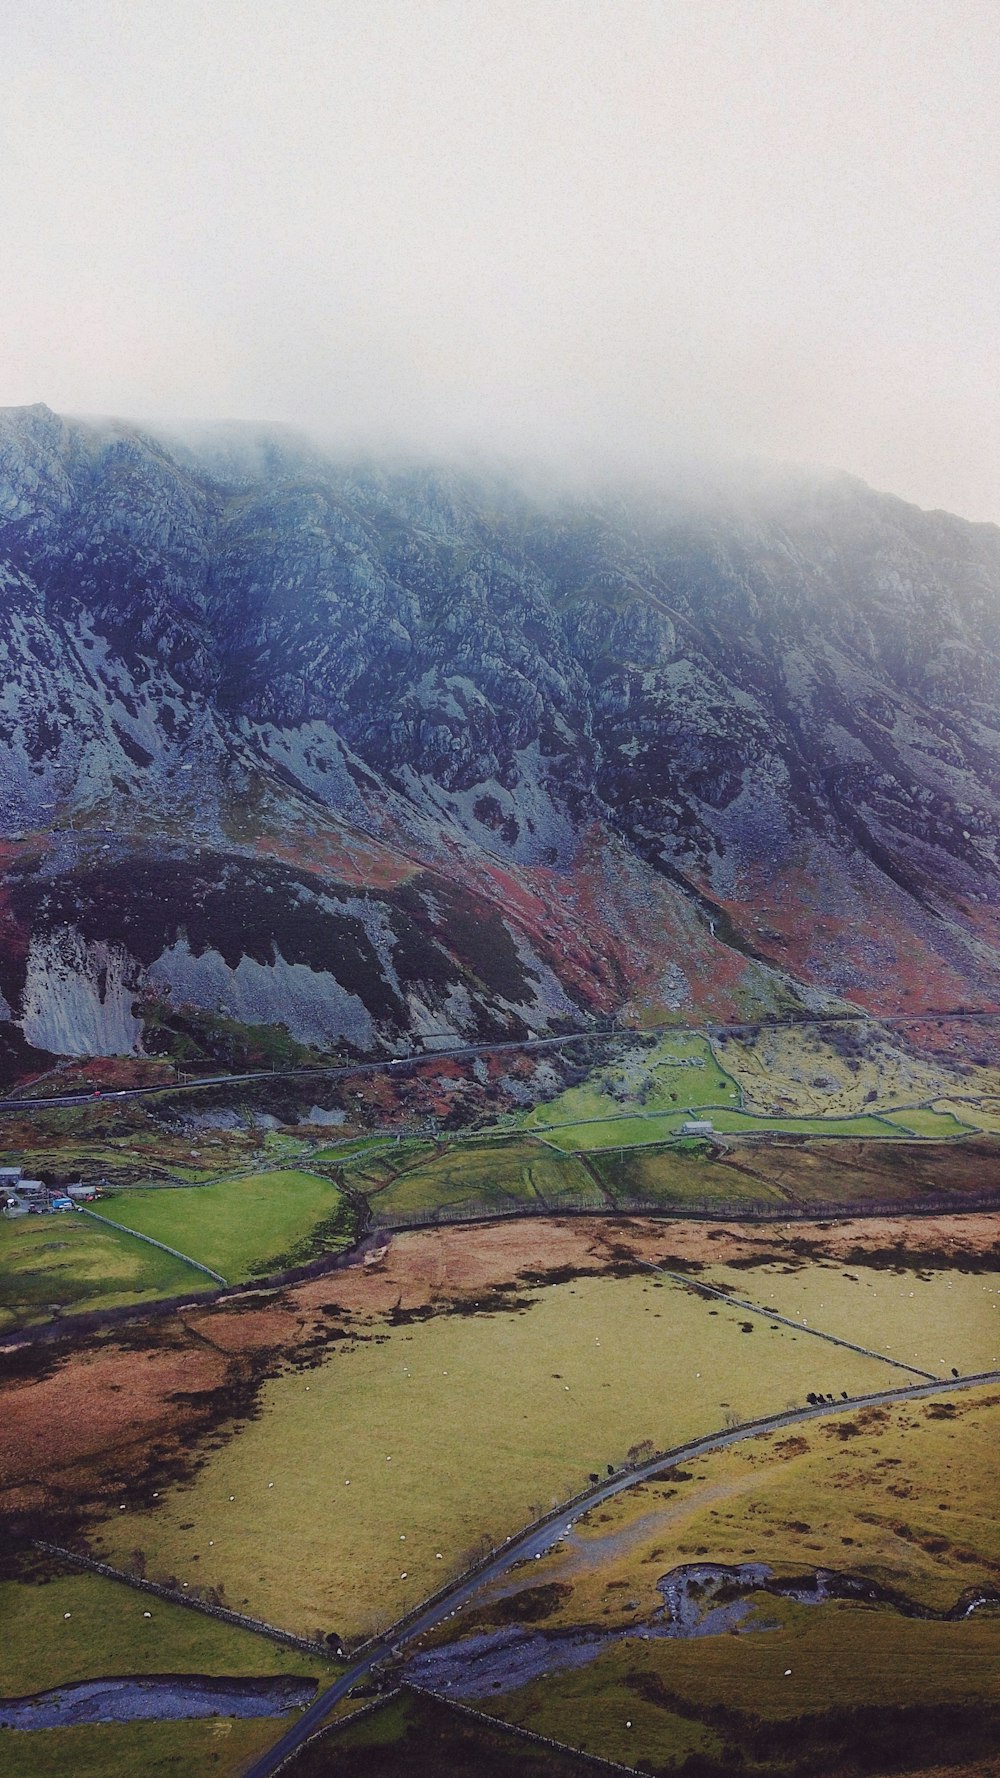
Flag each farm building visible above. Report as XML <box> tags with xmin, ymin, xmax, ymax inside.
<box><xmin>680</xmin><ymin>1118</ymin><xmax>714</xmax><ymax>1135</ymax></box>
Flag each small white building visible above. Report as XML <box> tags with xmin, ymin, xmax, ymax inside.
<box><xmin>681</xmin><ymin>1119</ymin><xmax>714</xmax><ymax>1135</ymax></box>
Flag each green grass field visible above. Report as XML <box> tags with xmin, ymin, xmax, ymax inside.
<box><xmin>539</xmin><ymin>1107</ymin><xmax>898</xmax><ymax>1151</ymax></box>
<box><xmin>589</xmin><ymin>1141</ymin><xmax>786</xmax><ymax>1210</ymax></box>
<box><xmin>104</xmin><ymin>1170</ymin><xmax>353</xmax><ymax>1282</ymax></box>
<box><xmin>0</xmin><ymin>1563</ymin><xmax>332</xmax><ymax>1699</ymax></box>
<box><xmin>94</xmin><ymin>1271</ymin><xmax>907</xmax><ymax>1642</ymax></box>
<box><xmin>371</xmin><ymin>1136</ymin><xmax>603</xmax><ymax>1224</ymax></box>
<box><xmin>880</xmin><ymin>1106</ymin><xmax>975</xmax><ymax>1137</ymax></box>
<box><xmin>527</xmin><ymin>1035</ymin><xmax>743</xmax><ymax>1132</ymax></box>
<box><xmin>0</xmin><ymin>1561</ymin><xmax>333</xmax><ymax>1778</ymax></box>
<box><xmin>0</xmin><ymin>1213</ymin><xmax>207</xmax><ymax>1332</ymax></box>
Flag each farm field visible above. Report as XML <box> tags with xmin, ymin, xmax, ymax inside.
<box><xmin>284</xmin><ymin>1686</ymin><xmax>618</xmax><ymax>1776</ymax></box>
<box><xmin>0</xmin><ymin>1211</ymin><xmax>206</xmax><ymax>1331</ymax></box>
<box><xmin>105</xmin><ymin>1169</ymin><xmax>354</xmax><ymax>1282</ymax></box>
<box><xmin>332</xmin><ymin>1139</ymin><xmax>437</xmax><ymax>1197</ymax></box>
<box><xmin>546</xmin><ymin>1130</ymin><xmax>1000</xmax><ymax>1215</ymax></box>
<box><xmin>693</xmin><ymin>1254</ymin><xmax>1000</xmax><ymax>1379</ymax></box>
<box><xmin>436</xmin><ymin>1388</ymin><xmax>1000</xmax><ymax>1775</ymax></box>
<box><xmin>670</xmin><ymin>1133</ymin><xmax>1000</xmax><ymax>1210</ymax></box>
<box><xmin>591</xmin><ymin>1141</ymin><xmax>786</xmax><ymax>1210</ymax></box>
<box><xmin>0</xmin><ymin>1717</ymin><xmax>287</xmax><ymax>1778</ymax></box>
<box><xmin>370</xmin><ymin>1136</ymin><xmax>603</xmax><ymax>1224</ymax></box>
<box><xmin>93</xmin><ymin>1269</ymin><xmax>904</xmax><ymax>1642</ymax></box>
<box><xmin>937</xmin><ymin>1098</ymin><xmax>1000</xmax><ymax>1133</ymax></box>
<box><xmin>0</xmin><ymin>1557</ymin><xmax>332</xmax><ymax>1698</ymax></box>
<box><xmin>540</xmin><ymin>1107</ymin><xmax>897</xmax><ymax>1150</ymax></box>
<box><xmin>880</xmin><ymin>1106</ymin><xmax>975</xmax><ymax>1136</ymax></box>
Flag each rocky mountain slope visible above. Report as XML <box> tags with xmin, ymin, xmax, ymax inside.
<box><xmin>0</xmin><ymin>402</ymin><xmax>998</xmax><ymax>1079</ymax></box>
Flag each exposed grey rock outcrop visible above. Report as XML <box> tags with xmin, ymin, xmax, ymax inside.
<box><xmin>1</xmin><ymin>405</ymin><xmax>998</xmax><ymax>1066</ymax></box>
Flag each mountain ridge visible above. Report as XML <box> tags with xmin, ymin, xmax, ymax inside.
<box><xmin>0</xmin><ymin>403</ymin><xmax>998</xmax><ymax>1080</ymax></box>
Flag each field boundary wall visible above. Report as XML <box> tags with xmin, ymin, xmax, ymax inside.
<box><xmin>30</xmin><ymin>1539</ymin><xmax>339</xmax><ymax>1660</ymax></box>
<box><xmin>79</xmin><ymin>1207</ymin><xmax>227</xmax><ymax>1283</ymax></box>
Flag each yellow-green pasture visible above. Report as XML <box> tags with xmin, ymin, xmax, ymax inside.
<box><xmin>465</xmin><ymin>1387</ymin><xmax>1000</xmax><ymax>1774</ymax></box>
<box><xmin>694</xmin><ymin>1254</ymin><xmax>1000</xmax><ymax>1379</ymax></box>
<box><xmin>94</xmin><ymin>1272</ymin><xmax>904</xmax><ymax>1643</ymax></box>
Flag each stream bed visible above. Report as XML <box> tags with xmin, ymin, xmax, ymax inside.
<box><xmin>0</xmin><ymin>1673</ymin><xmax>317</xmax><ymax>1730</ymax></box>
<box><xmin>404</xmin><ymin>1563</ymin><xmax>1000</xmax><ymax>1700</ymax></box>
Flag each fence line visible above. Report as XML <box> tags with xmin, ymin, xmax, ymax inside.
<box><xmin>79</xmin><ymin>1207</ymin><xmax>227</xmax><ymax>1284</ymax></box>
<box><xmin>403</xmin><ymin>1683</ymin><xmax>639</xmax><ymax>1773</ymax></box>
<box><xmin>371</xmin><ymin>1187</ymin><xmax>1000</xmax><ymax>1231</ymax></box>
<box><xmin>30</xmin><ymin>1540</ymin><xmax>338</xmax><ymax>1659</ymax></box>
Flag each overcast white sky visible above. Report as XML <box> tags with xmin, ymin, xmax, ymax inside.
<box><xmin>1</xmin><ymin>0</ymin><xmax>998</xmax><ymax>519</ymax></box>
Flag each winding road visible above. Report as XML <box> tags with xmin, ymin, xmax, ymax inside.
<box><xmin>240</xmin><ymin>1366</ymin><xmax>1000</xmax><ymax>1778</ymax></box>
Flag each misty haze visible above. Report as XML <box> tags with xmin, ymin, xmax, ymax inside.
<box><xmin>1</xmin><ymin>8</ymin><xmax>998</xmax><ymax>1778</ymax></box>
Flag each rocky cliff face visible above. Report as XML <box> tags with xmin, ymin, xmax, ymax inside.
<box><xmin>1</xmin><ymin>403</ymin><xmax>998</xmax><ymax>1076</ymax></box>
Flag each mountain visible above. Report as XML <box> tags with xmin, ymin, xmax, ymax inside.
<box><xmin>0</xmin><ymin>402</ymin><xmax>998</xmax><ymax>1081</ymax></box>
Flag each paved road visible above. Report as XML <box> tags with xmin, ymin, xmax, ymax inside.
<box><xmin>240</xmin><ymin>1367</ymin><xmax>1000</xmax><ymax>1778</ymax></box>
<box><xmin>0</xmin><ymin>1029</ymin><xmax>612</xmax><ymax>1114</ymax></box>
<box><xmin>3</xmin><ymin>1007</ymin><xmax>998</xmax><ymax>1117</ymax></box>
